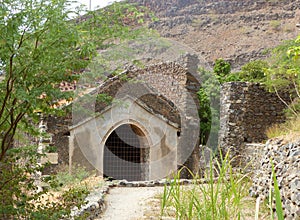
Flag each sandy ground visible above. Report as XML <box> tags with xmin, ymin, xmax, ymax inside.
<box><xmin>98</xmin><ymin>187</ymin><xmax>164</xmax><ymax>220</ymax></box>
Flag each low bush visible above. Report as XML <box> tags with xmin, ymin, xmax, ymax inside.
<box><xmin>0</xmin><ymin>146</ymin><xmax>90</xmax><ymax>219</ymax></box>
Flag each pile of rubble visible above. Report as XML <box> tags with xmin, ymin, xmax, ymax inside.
<box><xmin>249</xmin><ymin>138</ymin><xmax>300</xmax><ymax>219</ymax></box>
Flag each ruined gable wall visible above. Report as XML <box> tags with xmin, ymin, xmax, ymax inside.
<box><xmin>45</xmin><ymin>61</ymin><xmax>200</xmax><ymax>175</ymax></box>
<box><xmin>94</xmin><ymin>62</ymin><xmax>188</xmax><ymax>126</ymax></box>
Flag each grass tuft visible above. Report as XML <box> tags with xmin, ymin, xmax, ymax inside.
<box><xmin>266</xmin><ymin>115</ymin><xmax>300</xmax><ymax>139</ymax></box>
<box><xmin>161</xmin><ymin>151</ymin><xmax>255</xmax><ymax>220</ymax></box>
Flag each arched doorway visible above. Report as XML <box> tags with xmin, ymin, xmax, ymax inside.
<box><xmin>104</xmin><ymin>124</ymin><xmax>149</xmax><ymax>181</ymax></box>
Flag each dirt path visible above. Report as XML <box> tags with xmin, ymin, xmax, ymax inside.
<box><xmin>98</xmin><ymin>187</ymin><xmax>164</xmax><ymax>220</ymax></box>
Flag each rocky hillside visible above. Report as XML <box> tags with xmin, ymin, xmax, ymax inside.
<box><xmin>129</xmin><ymin>0</ymin><xmax>300</xmax><ymax>70</ymax></box>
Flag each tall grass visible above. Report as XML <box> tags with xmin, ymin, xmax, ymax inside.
<box><xmin>269</xmin><ymin>161</ymin><xmax>284</xmax><ymax>220</ymax></box>
<box><xmin>161</xmin><ymin>152</ymin><xmax>252</xmax><ymax>220</ymax></box>
<box><xmin>266</xmin><ymin>115</ymin><xmax>300</xmax><ymax>139</ymax></box>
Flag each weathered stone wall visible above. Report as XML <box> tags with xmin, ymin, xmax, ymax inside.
<box><xmin>219</xmin><ymin>82</ymin><xmax>288</xmax><ymax>164</ymax></box>
<box><xmin>249</xmin><ymin>138</ymin><xmax>300</xmax><ymax>219</ymax></box>
<box><xmin>44</xmin><ymin>113</ymin><xmax>72</xmax><ymax>174</ymax></box>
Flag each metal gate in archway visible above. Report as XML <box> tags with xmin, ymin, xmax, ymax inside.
<box><xmin>103</xmin><ymin>124</ymin><xmax>149</xmax><ymax>181</ymax></box>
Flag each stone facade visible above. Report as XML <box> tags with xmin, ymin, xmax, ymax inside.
<box><xmin>219</xmin><ymin>82</ymin><xmax>288</xmax><ymax>165</ymax></box>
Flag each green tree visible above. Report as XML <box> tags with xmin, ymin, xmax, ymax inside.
<box><xmin>0</xmin><ymin>0</ymin><xmax>143</xmax><ymax>161</ymax></box>
<box><xmin>265</xmin><ymin>36</ymin><xmax>300</xmax><ymax>116</ymax></box>
<box><xmin>0</xmin><ymin>0</ymin><xmax>83</xmax><ymax>161</ymax></box>
<box><xmin>213</xmin><ymin>58</ymin><xmax>231</xmax><ymax>83</ymax></box>
<box><xmin>0</xmin><ymin>0</ymin><xmax>143</xmax><ymax>218</ymax></box>
<box><xmin>197</xmin><ymin>87</ymin><xmax>212</xmax><ymax>145</ymax></box>
<box><xmin>198</xmin><ymin>68</ymin><xmax>220</xmax><ymax>149</ymax></box>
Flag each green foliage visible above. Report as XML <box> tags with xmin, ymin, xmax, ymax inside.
<box><xmin>197</xmin><ymin>68</ymin><xmax>221</xmax><ymax>148</ymax></box>
<box><xmin>96</xmin><ymin>93</ymin><xmax>114</xmax><ymax>105</ymax></box>
<box><xmin>161</xmin><ymin>152</ymin><xmax>252</xmax><ymax>219</ymax></box>
<box><xmin>0</xmin><ymin>145</ymin><xmax>90</xmax><ymax>219</ymax></box>
<box><xmin>239</xmin><ymin>60</ymin><xmax>269</xmax><ymax>82</ymax></box>
<box><xmin>197</xmin><ymin>65</ymin><xmax>240</xmax><ymax>149</ymax></box>
<box><xmin>0</xmin><ymin>146</ymin><xmax>41</xmax><ymax>219</ymax></box>
<box><xmin>223</xmin><ymin>71</ymin><xmax>242</xmax><ymax>82</ymax></box>
<box><xmin>0</xmin><ymin>0</ymin><xmax>145</xmax><ymax>161</ymax></box>
<box><xmin>197</xmin><ymin>87</ymin><xmax>212</xmax><ymax>145</ymax></box>
<box><xmin>213</xmin><ymin>58</ymin><xmax>231</xmax><ymax>83</ymax></box>
<box><xmin>60</xmin><ymin>185</ymin><xmax>89</xmax><ymax>210</ymax></box>
<box><xmin>263</xmin><ymin>36</ymin><xmax>300</xmax><ymax>117</ymax></box>
<box><xmin>52</xmin><ymin>166</ymin><xmax>89</xmax><ymax>190</ymax></box>
<box><xmin>44</xmin><ymin>145</ymin><xmax>57</xmax><ymax>153</ymax></box>
<box><xmin>265</xmin><ymin>37</ymin><xmax>300</xmax><ymax>90</ymax></box>
<box><xmin>0</xmin><ymin>0</ymin><xmax>144</xmax><ymax>218</ymax></box>
<box><xmin>0</xmin><ymin>0</ymin><xmax>83</xmax><ymax>160</ymax></box>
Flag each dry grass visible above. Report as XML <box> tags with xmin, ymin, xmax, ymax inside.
<box><xmin>266</xmin><ymin>116</ymin><xmax>300</xmax><ymax>141</ymax></box>
<box><xmin>39</xmin><ymin>172</ymin><xmax>104</xmax><ymax>206</ymax></box>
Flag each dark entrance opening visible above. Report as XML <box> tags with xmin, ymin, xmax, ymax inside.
<box><xmin>104</xmin><ymin>124</ymin><xmax>148</xmax><ymax>181</ymax></box>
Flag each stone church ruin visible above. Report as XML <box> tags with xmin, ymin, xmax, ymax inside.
<box><xmin>43</xmin><ymin>56</ymin><xmax>290</xmax><ymax>181</ymax></box>
<box><xmin>45</xmin><ymin>61</ymin><xmax>201</xmax><ymax>180</ymax></box>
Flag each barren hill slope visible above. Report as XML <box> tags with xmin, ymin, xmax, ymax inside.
<box><xmin>129</xmin><ymin>0</ymin><xmax>300</xmax><ymax>70</ymax></box>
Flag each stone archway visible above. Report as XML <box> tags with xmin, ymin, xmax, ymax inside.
<box><xmin>103</xmin><ymin>124</ymin><xmax>149</xmax><ymax>181</ymax></box>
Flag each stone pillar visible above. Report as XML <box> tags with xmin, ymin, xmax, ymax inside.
<box><xmin>218</xmin><ymin>82</ymin><xmax>248</xmax><ymax>166</ymax></box>
<box><xmin>178</xmin><ymin>72</ymin><xmax>201</xmax><ymax>178</ymax></box>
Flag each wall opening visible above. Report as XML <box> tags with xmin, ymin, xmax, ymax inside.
<box><xmin>104</xmin><ymin>124</ymin><xmax>149</xmax><ymax>181</ymax></box>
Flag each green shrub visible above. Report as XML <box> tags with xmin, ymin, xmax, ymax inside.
<box><xmin>197</xmin><ymin>87</ymin><xmax>212</xmax><ymax>145</ymax></box>
<box><xmin>197</xmin><ymin>68</ymin><xmax>221</xmax><ymax>148</ymax></box>
<box><xmin>239</xmin><ymin>60</ymin><xmax>269</xmax><ymax>82</ymax></box>
<box><xmin>52</xmin><ymin>166</ymin><xmax>89</xmax><ymax>190</ymax></box>
<box><xmin>224</xmin><ymin>72</ymin><xmax>242</xmax><ymax>82</ymax></box>
<box><xmin>44</xmin><ymin>145</ymin><xmax>57</xmax><ymax>153</ymax></box>
<box><xmin>0</xmin><ymin>146</ymin><xmax>89</xmax><ymax>219</ymax></box>
<box><xmin>213</xmin><ymin>58</ymin><xmax>231</xmax><ymax>83</ymax></box>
